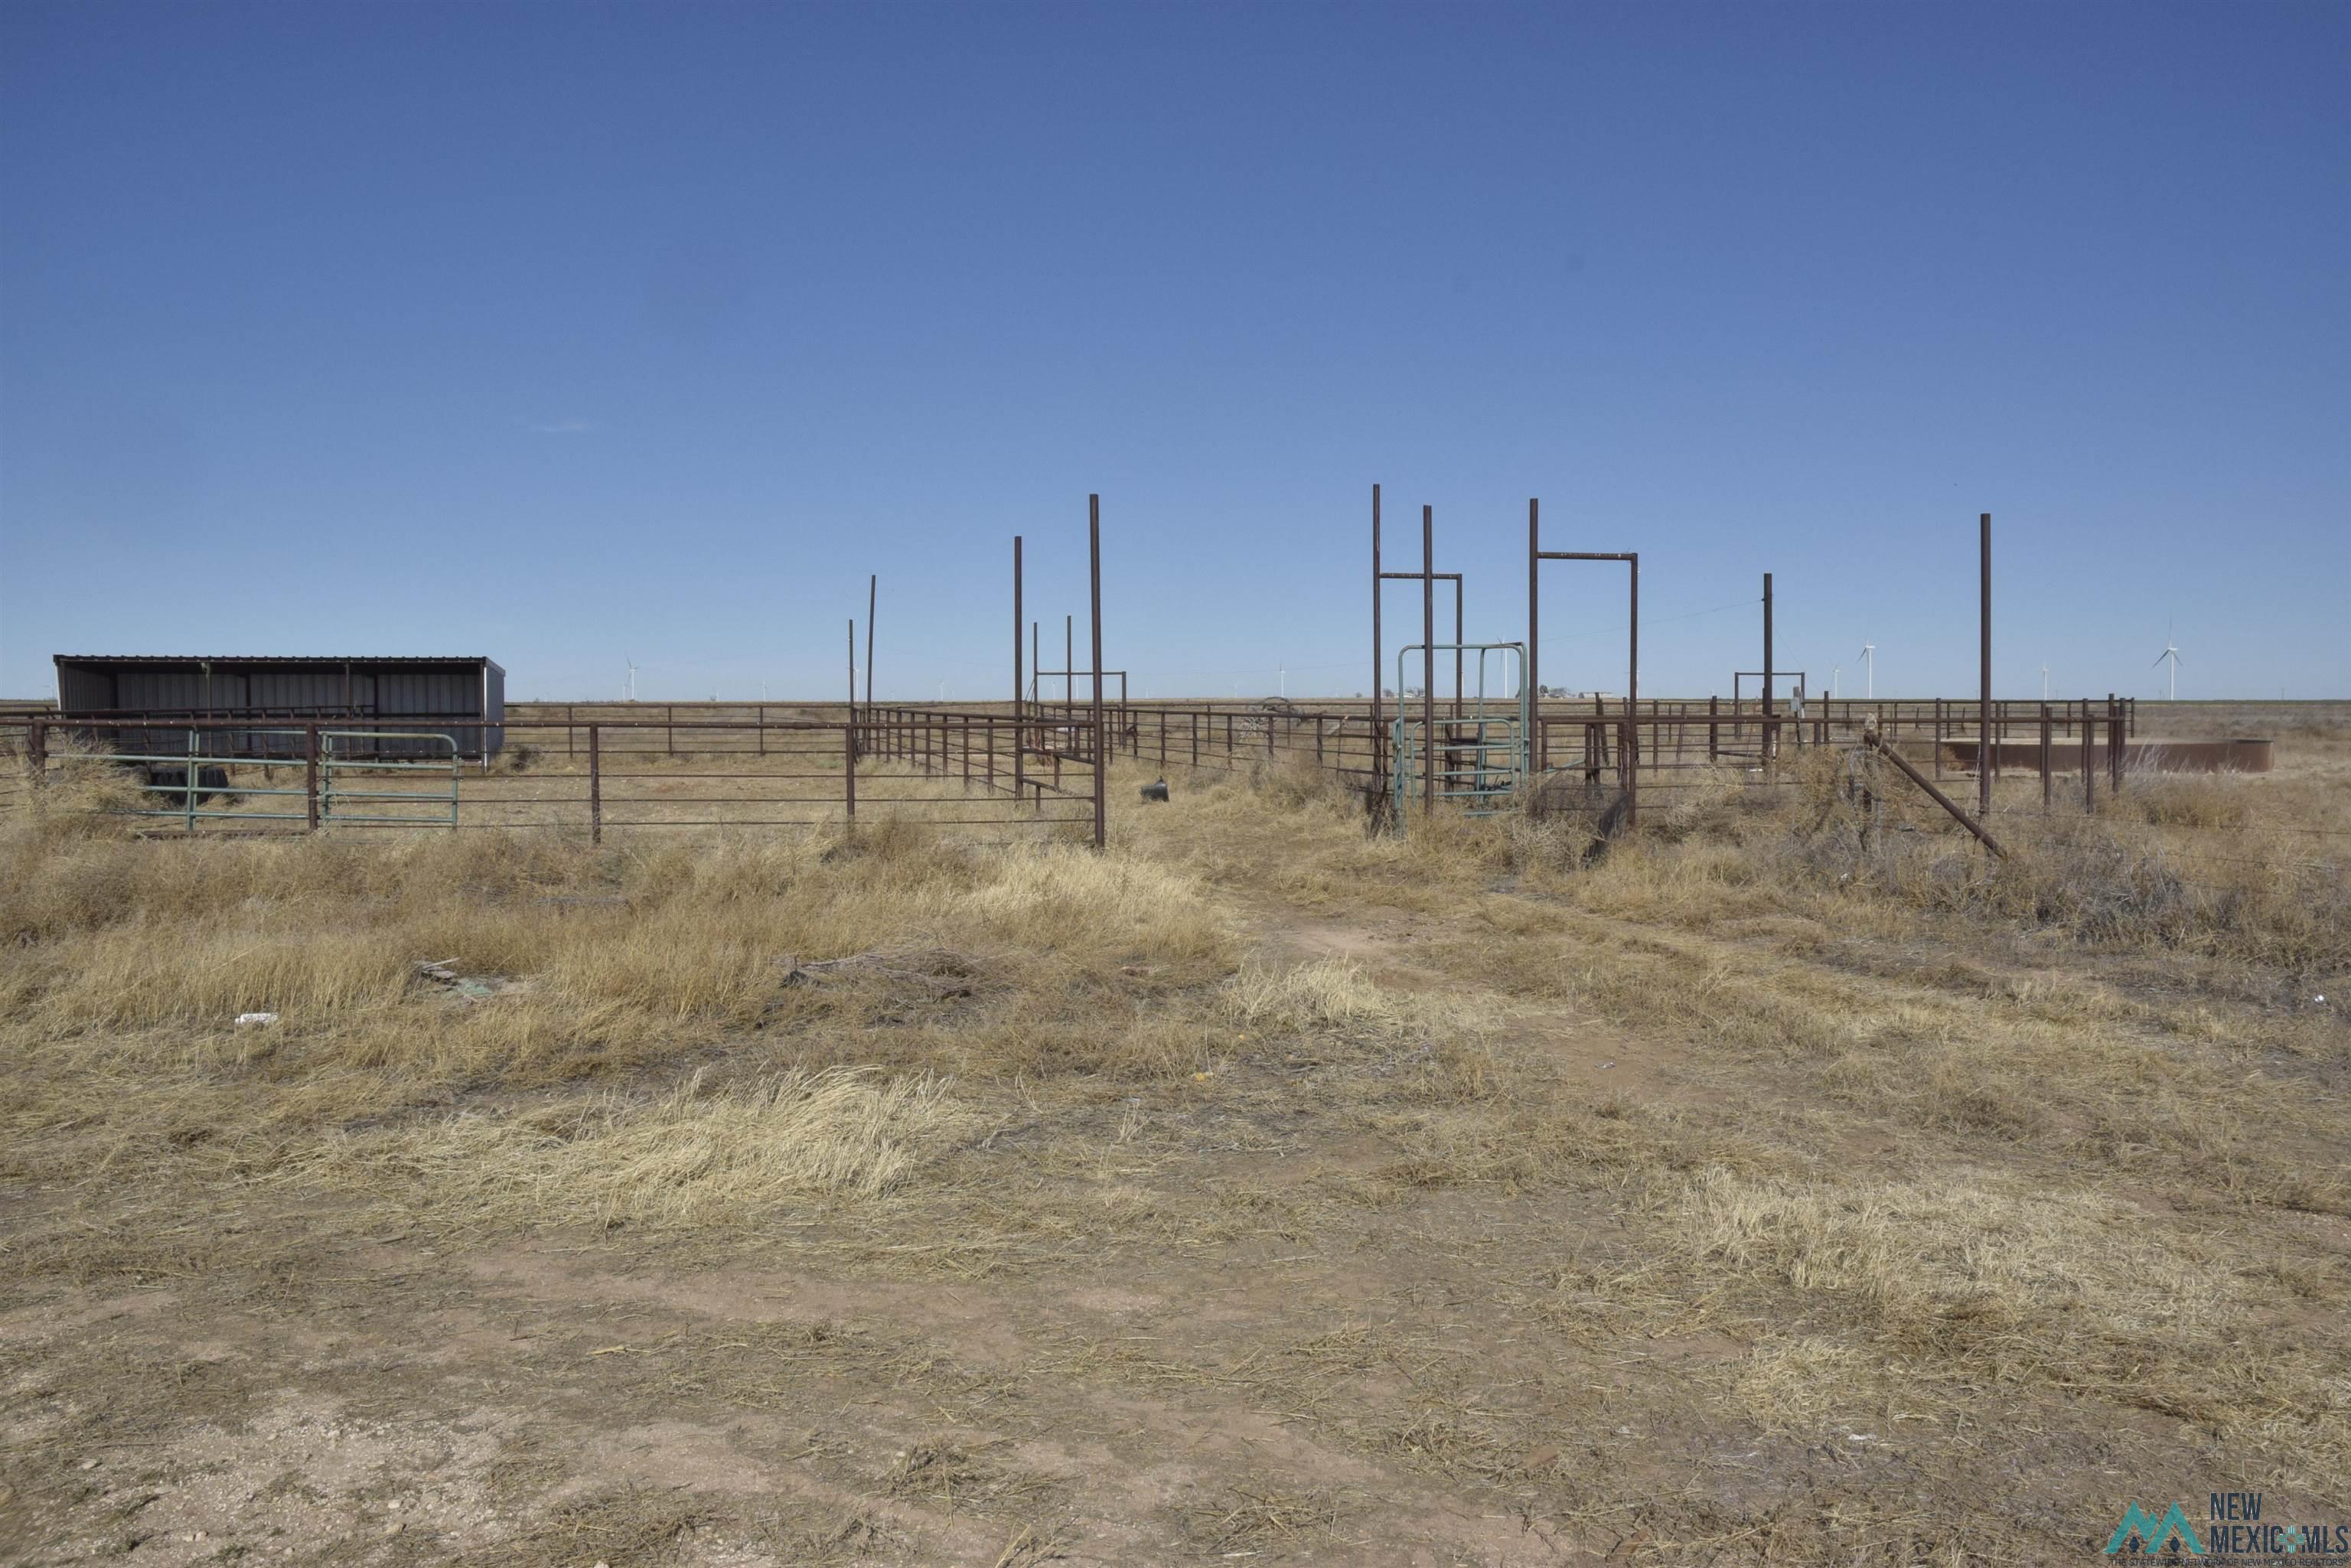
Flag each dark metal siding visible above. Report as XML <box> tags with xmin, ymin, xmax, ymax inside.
<box><xmin>51</xmin><ymin>657</ymin><xmax>504</xmax><ymax>759</ymax></box>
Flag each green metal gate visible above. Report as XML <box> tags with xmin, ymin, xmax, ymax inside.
<box><xmin>321</xmin><ymin>732</ymin><xmax>460</xmax><ymax>827</ymax></box>
<box><xmin>1391</xmin><ymin>642</ymin><xmax>1531</xmax><ymax>820</ymax></box>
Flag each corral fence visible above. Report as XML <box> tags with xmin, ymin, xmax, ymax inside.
<box><xmin>0</xmin><ymin>710</ymin><xmax>1107</xmax><ymax>843</ymax></box>
<box><xmin>0</xmin><ymin>695</ymin><xmax>2154</xmax><ymax>841</ymax></box>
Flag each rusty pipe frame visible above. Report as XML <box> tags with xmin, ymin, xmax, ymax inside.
<box><xmin>1532</xmin><ymin>544</ymin><xmax>1639</xmax><ymax>830</ymax></box>
<box><xmin>1378</xmin><ymin>569</ymin><xmax>1466</xmax><ymax>718</ymax></box>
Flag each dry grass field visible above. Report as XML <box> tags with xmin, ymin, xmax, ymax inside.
<box><xmin>2</xmin><ymin>707</ymin><xmax>2346</xmax><ymax>1565</ymax></box>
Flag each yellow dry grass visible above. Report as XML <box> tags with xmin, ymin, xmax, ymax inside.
<box><xmin>292</xmin><ymin>1066</ymin><xmax>972</xmax><ymax>1224</ymax></box>
<box><xmin>2</xmin><ymin>711</ymin><xmax>2346</xmax><ymax>1560</ymax></box>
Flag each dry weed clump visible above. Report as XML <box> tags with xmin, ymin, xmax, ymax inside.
<box><xmin>292</xmin><ymin>1066</ymin><xmax>971</xmax><ymax>1226</ymax></box>
<box><xmin>1218</xmin><ymin>957</ymin><xmax>1397</xmax><ymax>1033</ymax></box>
<box><xmin>1562</xmin><ymin>742</ymin><xmax>2351</xmax><ymax>974</ymax></box>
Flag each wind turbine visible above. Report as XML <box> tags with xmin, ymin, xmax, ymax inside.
<box><xmin>1831</xmin><ymin>665</ymin><xmax>1841</xmax><ymax>698</ymax></box>
<box><xmin>2153</xmin><ymin>623</ymin><xmax>2180</xmax><ymax>701</ymax></box>
<box><xmin>1858</xmin><ymin>643</ymin><xmax>1876</xmax><ymax>699</ymax></box>
<box><xmin>625</xmin><ymin>658</ymin><xmax>637</xmax><ymax>702</ymax></box>
<box><xmin>2041</xmin><ymin>663</ymin><xmax>2050</xmax><ymax>701</ymax></box>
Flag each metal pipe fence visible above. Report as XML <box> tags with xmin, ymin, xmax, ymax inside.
<box><xmin>2</xmin><ymin>694</ymin><xmax>2166</xmax><ymax>842</ymax></box>
<box><xmin>2</xmin><ymin>714</ymin><xmax>1104</xmax><ymax>843</ymax></box>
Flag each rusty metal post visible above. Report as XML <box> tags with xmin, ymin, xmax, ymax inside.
<box><xmin>1979</xmin><ymin>513</ymin><xmax>1993</xmax><ymax>820</ymax></box>
<box><xmin>589</xmin><ymin>725</ymin><xmax>602</xmax><ymax>844</ymax></box>
<box><xmin>1065</xmin><ymin>614</ymin><xmax>1074</xmax><ymax>709</ymax></box>
<box><xmin>1191</xmin><ymin>711</ymin><xmax>1198</xmax><ymax>767</ymax></box>
<box><xmin>1708</xmin><ymin>695</ymin><xmax>1718</xmax><ymax>764</ymax></box>
<box><xmin>2108</xmin><ymin>694</ymin><xmax>2124</xmax><ymax>796</ymax></box>
<box><xmin>866</xmin><ymin>575</ymin><xmax>876</xmax><ymax>707</ymax></box>
<box><xmin>1761</xmin><ymin>572</ymin><xmax>1774</xmax><ymax>765</ymax></box>
<box><xmin>2083</xmin><ymin>697</ymin><xmax>2095</xmax><ymax>813</ymax></box>
<box><xmin>1527</xmin><ymin>498</ymin><xmax>1541</xmax><ymax>772</ymax></box>
<box><xmin>1627</xmin><ymin>552</ymin><xmax>1639</xmax><ymax>827</ymax></box>
<box><xmin>1089</xmin><ymin>494</ymin><xmax>1107</xmax><ymax>849</ymax></box>
<box><xmin>1012</xmin><ymin>536</ymin><xmax>1026</xmax><ymax>807</ymax></box>
<box><xmin>567</xmin><ymin>703</ymin><xmax>576</xmax><ymax>759</ymax></box>
<box><xmin>1622</xmin><ymin>716</ymin><xmax>1638</xmax><ymax>830</ymax></box>
<box><xmin>1371</xmin><ymin>483</ymin><xmax>1384</xmax><ymax>787</ymax></box>
<box><xmin>305</xmin><ymin>722</ymin><xmax>320</xmax><ymax>831</ymax></box>
<box><xmin>2039</xmin><ymin>701</ymin><xmax>2052</xmax><ymax>814</ymax></box>
<box><xmin>1420</xmin><ymin>504</ymin><xmax>1435</xmax><ymax>814</ymax></box>
<box><xmin>1867</xmin><ymin>732</ymin><xmax>2009</xmax><ymax>859</ymax></box>
<box><xmin>844</xmin><ymin>718</ymin><xmax>856</xmax><ymax>820</ymax></box>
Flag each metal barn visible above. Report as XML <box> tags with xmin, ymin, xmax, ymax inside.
<box><xmin>53</xmin><ymin>654</ymin><xmax>506</xmax><ymax>759</ymax></box>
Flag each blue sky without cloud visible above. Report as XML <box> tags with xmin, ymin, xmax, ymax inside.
<box><xmin>2</xmin><ymin>1</ymin><xmax>2344</xmax><ymax>702</ymax></box>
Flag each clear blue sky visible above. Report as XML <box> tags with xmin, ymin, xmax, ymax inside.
<box><xmin>4</xmin><ymin>2</ymin><xmax>2344</xmax><ymax>703</ymax></box>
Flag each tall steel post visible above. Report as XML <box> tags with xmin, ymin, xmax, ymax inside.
<box><xmin>1421</xmin><ymin>504</ymin><xmax>1436</xmax><ymax>814</ymax></box>
<box><xmin>1012</xmin><ymin>537</ymin><xmax>1026</xmax><ymax>807</ymax></box>
<box><xmin>1628</xmin><ymin>553</ymin><xmax>1640</xmax><ymax>829</ymax></box>
<box><xmin>1088</xmin><ymin>495</ymin><xmax>1107</xmax><ymax>849</ymax></box>
<box><xmin>865</xmin><ymin>575</ymin><xmax>876</xmax><ymax>706</ymax></box>
<box><xmin>1527</xmin><ymin>497</ymin><xmax>1540</xmax><ymax>771</ymax></box>
<box><xmin>1980</xmin><ymin>514</ymin><xmax>1994</xmax><ymax>820</ymax></box>
<box><xmin>1370</xmin><ymin>483</ymin><xmax>1383</xmax><ymax>787</ymax></box>
<box><xmin>1762</xmin><ymin>572</ymin><xmax>1775</xmax><ymax>763</ymax></box>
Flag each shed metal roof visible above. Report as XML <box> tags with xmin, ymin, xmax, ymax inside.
<box><xmin>55</xmin><ymin>654</ymin><xmax>502</xmax><ymax>670</ymax></box>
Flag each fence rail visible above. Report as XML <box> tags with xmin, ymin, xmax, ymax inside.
<box><xmin>1</xmin><ymin>712</ymin><xmax>1106</xmax><ymax>843</ymax></box>
<box><xmin>0</xmin><ymin>693</ymin><xmax>2166</xmax><ymax>839</ymax></box>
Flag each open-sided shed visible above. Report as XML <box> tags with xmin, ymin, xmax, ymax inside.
<box><xmin>53</xmin><ymin>654</ymin><xmax>505</xmax><ymax>759</ymax></box>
